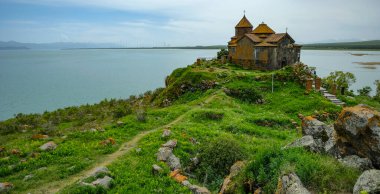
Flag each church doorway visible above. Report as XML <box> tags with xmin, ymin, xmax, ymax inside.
<box><xmin>281</xmin><ymin>58</ymin><xmax>287</xmax><ymax>68</ymax></box>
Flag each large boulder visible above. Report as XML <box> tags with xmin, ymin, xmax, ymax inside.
<box><xmin>302</xmin><ymin>116</ymin><xmax>330</xmax><ymax>142</ymax></box>
<box><xmin>339</xmin><ymin>155</ymin><xmax>374</xmax><ymax>171</ymax></box>
<box><xmin>298</xmin><ymin>116</ymin><xmax>340</xmax><ymax>156</ymax></box>
<box><xmin>353</xmin><ymin>169</ymin><xmax>380</xmax><ymax>194</ymax></box>
<box><xmin>276</xmin><ymin>173</ymin><xmax>311</xmax><ymax>194</ymax></box>
<box><xmin>334</xmin><ymin>105</ymin><xmax>380</xmax><ymax>168</ymax></box>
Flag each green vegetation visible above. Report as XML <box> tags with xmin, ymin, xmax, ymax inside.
<box><xmin>323</xmin><ymin>71</ymin><xmax>356</xmax><ymax>95</ymax></box>
<box><xmin>217</xmin><ymin>48</ymin><xmax>229</xmax><ymax>59</ymax></box>
<box><xmin>2</xmin><ymin>59</ymin><xmax>376</xmax><ymax>193</ymax></box>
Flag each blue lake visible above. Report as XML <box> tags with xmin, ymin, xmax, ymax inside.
<box><xmin>0</xmin><ymin>49</ymin><xmax>379</xmax><ymax>121</ymax></box>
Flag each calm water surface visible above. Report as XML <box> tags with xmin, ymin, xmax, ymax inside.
<box><xmin>0</xmin><ymin>49</ymin><xmax>379</xmax><ymax>120</ymax></box>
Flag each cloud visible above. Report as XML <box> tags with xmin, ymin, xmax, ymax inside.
<box><xmin>1</xmin><ymin>0</ymin><xmax>380</xmax><ymax>44</ymax></box>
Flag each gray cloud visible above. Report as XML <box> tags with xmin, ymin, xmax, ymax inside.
<box><xmin>2</xmin><ymin>0</ymin><xmax>380</xmax><ymax>45</ymax></box>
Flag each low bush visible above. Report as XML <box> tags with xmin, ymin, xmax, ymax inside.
<box><xmin>196</xmin><ymin>135</ymin><xmax>246</xmax><ymax>187</ymax></box>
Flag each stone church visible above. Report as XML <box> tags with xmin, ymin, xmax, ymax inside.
<box><xmin>228</xmin><ymin>15</ymin><xmax>301</xmax><ymax>70</ymax></box>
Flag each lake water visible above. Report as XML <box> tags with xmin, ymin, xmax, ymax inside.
<box><xmin>0</xmin><ymin>49</ymin><xmax>379</xmax><ymax>121</ymax></box>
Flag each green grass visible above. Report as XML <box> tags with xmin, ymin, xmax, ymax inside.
<box><xmin>0</xmin><ymin>61</ymin><xmax>365</xmax><ymax>193</ymax></box>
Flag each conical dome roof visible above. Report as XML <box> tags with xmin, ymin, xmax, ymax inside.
<box><xmin>252</xmin><ymin>22</ymin><xmax>275</xmax><ymax>34</ymax></box>
<box><xmin>235</xmin><ymin>15</ymin><xmax>253</xmax><ymax>28</ymax></box>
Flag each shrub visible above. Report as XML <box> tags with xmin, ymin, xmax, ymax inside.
<box><xmin>196</xmin><ymin>135</ymin><xmax>246</xmax><ymax>185</ymax></box>
<box><xmin>112</xmin><ymin>105</ymin><xmax>132</xmax><ymax>119</ymax></box>
<box><xmin>357</xmin><ymin>86</ymin><xmax>372</xmax><ymax>97</ymax></box>
<box><xmin>217</xmin><ymin>48</ymin><xmax>229</xmax><ymax>59</ymax></box>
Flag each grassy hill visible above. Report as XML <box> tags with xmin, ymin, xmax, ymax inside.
<box><xmin>1</xmin><ymin>60</ymin><xmax>379</xmax><ymax>193</ymax></box>
<box><xmin>302</xmin><ymin>40</ymin><xmax>380</xmax><ymax>50</ymax></box>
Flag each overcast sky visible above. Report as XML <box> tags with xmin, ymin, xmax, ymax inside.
<box><xmin>0</xmin><ymin>0</ymin><xmax>379</xmax><ymax>46</ymax></box>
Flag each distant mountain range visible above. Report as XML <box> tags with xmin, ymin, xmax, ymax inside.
<box><xmin>0</xmin><ymin>41</ymin><xmax>121</xmax><ymax>50</ymax></box>
<box><xmin>302</xmin><ymin>40</ymin><xmax>380</xmax><ymax>50</ymax></box>
<box><xmin>1</xmin><ymin>40</ymin><xmax>380</xmax><ymax>50</ymax></box>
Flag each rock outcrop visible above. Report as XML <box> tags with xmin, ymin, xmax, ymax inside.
<box><xmin>353</xmin><ymin>169</ymin><xmax>380</xmax><ymax>194</ymax></box>
<box><xmin>219</xmin><ymin>161</ymin><xmax>246</xmax><ymax>194</ymax></box>
<box><xmin>156</xmin><ymin>139</ymin><xmax>181</xmax><ymax>170</ymax></box>
<box><xmin>339</xmin><ymin>155</ymin><xmax>374</xmax><ymax>172</ymax></box>
<box><xmin>334</xmin><ymin>105</ymin><xmax>380</xmax><ymax>168</ymax></box>
<box><xmin>275</xmin><ymin>173</ymin><xmax>311</xmax><ymax>194</ymax></box>
<box><xmin>155</xmin><ymin>139</ymin><xmax>209</xmax><ymax>194</ymax></box>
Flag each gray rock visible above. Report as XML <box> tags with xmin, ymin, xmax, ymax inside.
<box><xmin>37</xmin><ymin>167</ymin><xmax>47</xmax><ymax>171</ymax></box>
<box><xmin>162</xmin><ymin>140</ymin><xmax>177</xmax><ymax>148</ymax></box>
<box><xmin>157</xmin><ymin>147</ymin><xmax>173</xmax><ymax>161</ymax></box>
<box><xmin>302</xmin><ymin>117</ymin><xmax>337</xmax><ymax>154</ymax></box>
<box><xmin>167</xmin><ymin>154</ymin><xmax>181</xmax><ymax>170</ymax></box>
<box><xmin>190</xmin><ymin>157</ymin><xmax>199</xmax><ymax>166</ymax></box>
<box><xmin>0</xmin><ymin>182</ymin><xmax>13</xmax><ymax>193</ymax></box>
<box><xmin>353</xmin><ymin>169</ymin><xmax>380</xmax><ymax>194</ymax></box>
<box><xmin>152</xmin><ymin>164</ymin><xmax>163</xmax><ymax>175</ymax></box>
<box><xmin>23</xmin><ymin>174</ymin><xmax>34</xmax><ymax>181</ymax></box>
<box><xmin>79</xmin><ymin>181</ymin><xmax>95</xmax><ymax>188</ymax></box>
<box><xmin>162</xmin><ymin>129</ymin><xmax>171</xmax><ymax>138</ymax></box>
<box><xmin>116</xmin><ymin>121</ymin><xmax>124</xmax><ymax>126</ymax></box>
<box><xmin>39</xmin><ymin>141</ymin><xmax>57</xmax><ymax>151</ymax></box>
<box><xmin>88</xmin><ymin>128</ymin><xmax>97</xmax><ymax>132</ymax></box>
<box><xmin>334</xmin><ymin>105</ymin><xmax>380</xmax><ymax>168</ymax></box>
<box><xmin>276</xmin><ymin>173</ymin><xmax>311</xmax><ymax>194</ymax></box>
<box><xmin>91</xmin><ymin>175</ymin><xmax>113</xmax><ymax>189</ymax></box>
<box><xmin>90</xmin><ymin>166</ymin><xmax>110</xmax><ymax>177</ymax></box>
<box><xmin>182</xmin><ymin>180</ymin><xmax>192</xmax><ymax>187</ymax></box>
<box><xmin>339</xmin><ymin>155</ymin><xmax>374</xmax><ymax>171</ymax></box>
<box><xmin>302</xmin><ymin>117</ymin><xmax>330</xmax><ymax>142</ymax></box>
<box><xmin>229</xmin><ymin>161</ymin><xmax>246</xmax><ymax>178</ymax></box>
<box><xmin>284</xmin><ymin>135</ymin><xmax>320</xmax><ymax>152</ymax></box>
<box><xmin>190</xmin><ymin>185</ymin><xmax>211</xmax><ymax>194</ymax></box>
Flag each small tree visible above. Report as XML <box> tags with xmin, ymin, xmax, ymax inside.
<box><xmin>323</xmin><ymin>71</ymin><xmax>356</xmax><ymax>95</ymax></box>
<box><xmin>217</xmin><ymin>48</ymin><xmax>229</xmax><ymax>59</ymax></box>
<box><xmin>357</xmin><ymin>86</ymin><xmax>372</xmax><ymax>97</ymax></box>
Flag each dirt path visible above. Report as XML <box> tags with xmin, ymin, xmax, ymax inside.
<box><xmin>27</xmin><ymin>92</ymin><xmax>218</xmax><ymax>194</ymax></box>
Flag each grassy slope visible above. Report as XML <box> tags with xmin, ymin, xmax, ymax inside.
<box><xmin>0</xmin><ymin>61</ymin><xmax>364</xmax><ymax>193</ymax></box>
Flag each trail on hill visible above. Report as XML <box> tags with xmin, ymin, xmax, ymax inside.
<box><xmin>26</xmin><ymin>93</ymin><xmax>218</xmax><ymax>194</ymax></box>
